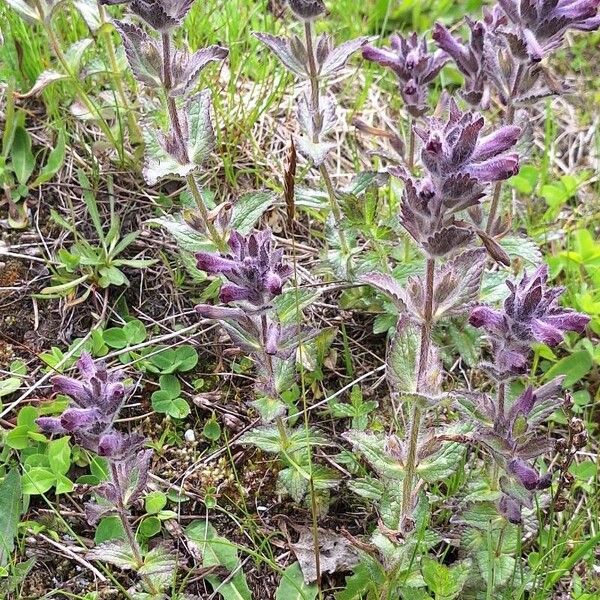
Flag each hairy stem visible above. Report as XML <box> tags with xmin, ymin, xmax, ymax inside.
<box><xmin>110</xmin><ymin>465</ymin><xmax>160</xmax><ymax>595</ymax></box>
<box><xmin>401</xmin><ymin>258</ymin><xmax>435</xmax><ymax>530</ymax></box>
<box><xmin>496</xmin><ymin>381</ymin><xmax>506</xmax><ymax>424</ymax></box>
<box><xmin>161</xmin><ymin>32</ymin><xmax>227</xmax><ymax>251</ymax></box>
<box><xmin>407</xmin><ymin>114</ymin><xmax>415</xmax><ymax>171</ymax></box>
<box><xmin>303</xmin><ymin>20</ymin><xmax>350</xmax><ymax>260</ymax></box>
<box><xmin>118</xmin><ymin>511</ymin><xmax>161</xmax><ymax>595</ymax></box>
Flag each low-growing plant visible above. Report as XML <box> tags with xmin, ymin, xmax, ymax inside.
<box><xmin>35</xmin><ymin>353</ymin><xmax>176</xmax><ymax>597</ymax></box>
<box><xmin>3</xmin><ymin>0</ymin><xmax>599</xmax><ymax>597</ymax></box>
<box><xmin>41</xmin><ymin>171</ymin><xmax>157</xmax><ymax>305</ymax></box>
<box><xmin>0</xmin><ymin>98</ymin><xmax>65</xmax><ymax>228</ymax></box>
<box><xmin>255</xmin><ymin>1</ymin><xmax>368</xmax><ymax>273</ymax></box>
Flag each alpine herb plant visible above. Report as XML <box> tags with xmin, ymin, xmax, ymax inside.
<box><xmin>40</xmin><ymin>0</ymin><xmax>597</xmax><ymax>595</ymax></box>
<box><xmin>100</xmin><ymin>0</ymin><xmax>230</xmax><ymax>251</ymax></box>
<box><xmin>348</xmin><ymin>0</ymin><xmax>595</xmax><ymax>591</ymax></box>
<box><xmin>37</xmin><ymin>354</ymin><xmax>174</xmax><ymax>597</ymax></box>
<box><xmin>255</xmin><ymin>0</ymin><xmax>368</xmax><ymax>273</ymax></box>
<box><xmin>195</xmin><ymin>229</ymin><xmax>334</xmax><ymax>511</ymax></box>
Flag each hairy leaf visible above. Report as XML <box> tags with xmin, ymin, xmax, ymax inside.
<box><xmin>87</xmin><ymin>540</ymin><xmax>137</xmax><ymax>570</ymax></box>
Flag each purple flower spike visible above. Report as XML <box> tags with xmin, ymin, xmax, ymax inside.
<box><xmin>470</xmin><ymin>265</ymin><xmax>589</xmax><ymax>377</ymax></box>
<box><xmin>36</xmin><ymin>417</ymin><xmax>67</xmax><ymax>435</ymax></box>
<box><xmin>37</xmin><ymin>353</ymin><xmax>129</xmax><ymax>453</ymax></box>
<box><xmin>363</xmin><ymin>33</ymin><xmax>448</xmax><ymax>116</ymax></box>
<box><xmin>99</xmin><ymin>0</ymin><xmax>194</xmax><ymax>32</ymax></box>
<box><xmin>61</xmin><ymin>408</ymin><xmax>102</xmax><ymax>432</ymax></box>
<box><xmin>392</xmin><ymin>98</ymin><xmax>521</xmax><ymax>257</ymax></box>
<box><xmin>195</xmin><ymin>229</ymin><xmax>292</xmax><ymax>312</ymax></box>
<box><xmin>416</xmin><ymin>99</ymin><xmax>520</xmax><ymax>182</ymax></box>
<box><xmin>287</xmin><ymin>0</ymin><xmax>327</xmax><ymax>20</ymax></box>
<box><xmin>497</xmin><ymin>0</ymin><xmax>600</xmax><ymax>61</ymax></box>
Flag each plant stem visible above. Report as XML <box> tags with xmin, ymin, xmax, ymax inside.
<box><xmin>485</xmin><ymin>68</ymin><xmax>520</xmax><ymax>233</ymax></box>
<box><xmin>401</xmin><ymin>258</ymin><xmax>435</xmax><ymax>531</ymax></box>
<box><xmin>407</xmin><ymin>114</ymin><xmax>415</xmax><ymax>171</ymax></box>
<box><xmin>186</xmin><ymin>173</ymin><xmax>229</xmax><ymax>252</ymax></box>
<box><xmin>118</xmin><ymin>511</ymin><xmax>162</xmax><ymax>596</ymax></box>
<box><xmin>303</xmin><ymin>20</ymin><xmax>351</xmax><ymax>260</ymax></box>
<box><xmin>496</xmin><ymin>381</ymin><xmax>506</xmax><ymax>424</ymax></box>
<box><xmin>99</xmin><ymin>6</ymin><xmax>143</xmax><ymax>147</ymax></box>
<box><xmin>109</xmin><ymin>464</ymin><xmax>160</xmax><ymax>596</ymax></box>
<box><xmin>160</xmin><ymin>32</ymin><xmax>227</xmax><ymax>251</ymax></box>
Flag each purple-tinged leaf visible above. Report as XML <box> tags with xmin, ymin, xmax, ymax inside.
<box><xmin>113</xmin><ymin>21</ymin><xmax>162</xmax><ymax>88</ymax></box>
<box><xmin>171</xmin><ymin>45</ymin><xmax>229</xmax><ymax>97</ymax></box>
<box><xmin>432</xmin><ymin>248</ymin><xmax>486</xmax><ymax>319</ymax></box>
<box><xmin>359</xmin><ymin>272</ymin><xmax>407</xmax><ymax>310</ymax></box>
<box><xmin>254</xmin><ymin>33</ymin><xmax>307</xmax><ymax>77</ymax></box>
<box><xmin>320</xmin><ymin>37</ymin><xmax>369</xmax><ymax>77</ymax></box>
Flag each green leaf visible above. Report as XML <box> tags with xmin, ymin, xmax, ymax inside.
<box><xmin>11</xmin><ymin>126</ymin><xmax>35</xmax><ymax>185</ymax></box>
<box><xmin>145</xmin><ymin>491</ymin><xmax>167</xmax><ymax>515</ymax></box>
<box><xmin>421</xmin><ymin>558</ymin><xmax>470</xmax><ymax>599</ymax></box>
<box><xmin>174</xmin><ymin>345</ymin><xmax>198</xmax><ymax>371</ymax></box>
<box><xmin>73</xmin><ymin>0</ymin><xmax>102</xmax><ymax>31</ymax></box>
<box><xmin>276</xmin><ymin>562</ymin><xmax>318</xmax><ymax>600</ymax></box>
<box><xmin>47</xmin><ymin>436</ymin><xmax>71</xmax><ymax>476</ymax></box>
<box><xmin>388</xmin><ymin>319</ymin><xmax>420</xmax><ymax>393</ymax></box>
<box><xmin>78</xmin><ymin>169</ymin><xmax>103</xmax><ymax>239</ymax></box>
<box><xmin>54</xmin><ymin>474</ymin><xmax>74</xmax><ymax>494</ymax></box>
<box><xmin>4</xmin><ymin>0</ymin><xmax>40</xmax><ymax>22</ymax></box>
<box><xmin>544</xmin><ymin>351</ymin><xmax>592</xmax><ymax>387</ymax></box>
<box><xmin>22</xmin><ymin>467</ymin><xmax>56</xmax><ymax>495</ymax></box>
<box><xmin>344</xmin><ymin>431</ymin><xmax>404</xmax><ymax>480</ymax></box>
<box><xmin>159</xmin><ymin>374</ymin><xmax>181</xmax><ymax>398</ymax></box>
<box><xmin>103</xmin><ymin>328</ymin><xmax>129</xmax><ymax>349</ymax></box>
<box><xmin>64</xmin><ymin>38</ymin><xmax>93</xmax><ymax>71</ymax></box>
<box><xmin>31</xmin><ymin>129</ymin><xmax>66</xmax><ymax>187</ymax></box>
<box><xmin>475</xmin><ymin>552</ymin><xmax>515</xmax><ymax>588</ymax></box>
<box><xmin>203</xmin><ymin>414</ymin><xmax>221</xmax><ymax>441</ymax></box>
<box><xmin>230</xmin><ymin>191</ymin><xmax>278</xmax><ymax>235</ymax></box>
<box><xmin>123</xmin><ymin>319</ymin><xmax>146</xmax><ymax>344</ymax></box>
<box><xmin>187</xmin><ymin>90</ymin><xmax>215</xmax><ymax>166</ymax></box>
<box><xmin>143</xmin><ymin>126</ymin><xmax>195</xmax><ymax>186</ymax></box>
<box><xmin>151</xmin><ymin>390</ymin><xmax>190</xmax><ymax>419</ymax></box>
<box><xmin>138</xmin><ymin>545</ymin><xmax>177</xmax><ymax>591</ymax></box>
<box><xmin>138</xmin><ymin>516</ymin><xmax>161</xmax><ymax>538</ymax></box>
<box><xmin>277</xmin><ymin>467</ymin><xmax>308</xmax><ymax>503</ymax></box>
<box><xmin>87</xmin><ymin>540</ymin><xmax>138</xmax><ymax>570</ymax></box>
<box><xmin>0</xmin><ymin>470</ymin><xmax>22</xmax><ymax>566</ymax></box>
<box><xmin>6</xmin><ymin>425</ymin><xmax>32</xmax><ymax>450</ymax></box>
<box><xmin>149</xmin><ymin>214</ymin><xmax>213</xmax><ymax>253</ymax></box>
<box><xmin>95</xmin><ymin>516</ymin><xmax>126</xmax><ymax>544</ymax></box>
<box><xmin>0</xmin><ymin>377</ymin><xmax>21</xmax><ymax>398</ymax></box>
<box><xmin>186</xmin><ymin>521</ymin><xmax>253</xmax><ymax>600</ymax></box>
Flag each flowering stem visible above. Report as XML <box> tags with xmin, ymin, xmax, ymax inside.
<box><xmin>401</xmin><ymin>258</ymin><xmax>435</xmax><ymax>530</ymax></box>
<box><xmin>407</xmin><ymin>114</ymin><xmax>415</xmax><ymax>171</ymax></box>
<box><xmin>496</xmin><ymin>381</ymin><xmax>506</xmax><ymax>424</ymax></box>
<box><xmin>303</xmin><ymin>20</ymin><xmax>351</xmax><ymax>261</ymax></box>
<box><xmin>110</xmin><ymin>465</ymin><xmax>160</xmax><ymax>596</ymax></box>
<box><xmin>161</xmin><ymin>32</ymin><xmax>227</xmax><ymax>252</ymax></box>
<box><xmin>118</xmin><ymin>511</ymin><xmax>161</xmax><ymax>595</ymax></box>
